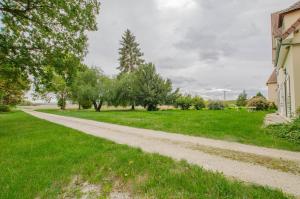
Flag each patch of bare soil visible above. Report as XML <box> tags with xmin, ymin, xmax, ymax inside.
<box><xmin>60</xmin><ymin>176</ymin><xmax>101</xmax><ymax>199</ymax></box>
<box><xmin>60</xmin><ymin>176</ymin><xmax>132</xmax><ymax>199</ymax></box>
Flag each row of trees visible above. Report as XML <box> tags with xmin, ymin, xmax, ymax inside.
<box><xmin>68</xmin><ymin>63</ymin><xmax>176</xmax><ymax>112</ymax></box>
<box><xmin>38</xmin><ymin>29</ymin><xmax>178</xmax><ymax>111</ymax></box>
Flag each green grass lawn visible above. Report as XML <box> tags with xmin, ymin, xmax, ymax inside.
<box><xmin>0</xmin><ymin>111</ymin><xmax>293</xmax><ymax>199</ymax></box>
<box><xmin>40</xmin><ymin>109</ymin><xmax>300</xmax><ymax>151</ymax></box>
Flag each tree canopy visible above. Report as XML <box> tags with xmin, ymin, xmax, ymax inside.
<box><xmin>0</xmin><ymin>0</ymin><xmax>100</xmax><ymax>91</ymax></box>
<box><xmin>134</xmin><ymin>63</ymin><xmax>173</xmax><ymax>111</ymax></box>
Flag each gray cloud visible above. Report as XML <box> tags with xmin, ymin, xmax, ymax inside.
<box><xmin>85</xmin><ymin>0</ymin><xmax>297</xmax><ymax>99</ymax></box>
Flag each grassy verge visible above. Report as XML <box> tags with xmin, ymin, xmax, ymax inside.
<box><xmin>0</xmin><ymin>111</ymin><xmax>293</xmax><ymax>198</ymax></box>
<box><xmin>39</xmin><ymin>109</ymin><xmax>300</xmax><ymax>151</ymax></box>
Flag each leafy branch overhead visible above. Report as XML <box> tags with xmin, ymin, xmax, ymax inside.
<box><xmin>0</xmin><ymin>0</ymin><xmax>100</xmax><ymax>88</ymax></box>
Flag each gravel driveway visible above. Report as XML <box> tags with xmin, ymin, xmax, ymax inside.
<box><xmin>24</xmin><ymin>109</ymin><xmax>300</xmax><ymax>197</ymax></box>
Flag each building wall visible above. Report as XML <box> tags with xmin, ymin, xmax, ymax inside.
<box><xmin>267</xmin><ymin>83</ymin><xmax>278</xmax><ymax>105</ymax></box>
<box><xmin>291</xmin><ymin>32</ymin><xmax>300</xmax><ymax>116</ymax></box>
<box><xmin>276</xmin><ymin>11</ymin><xmax>300</xmax><ymax>118</ymax></box>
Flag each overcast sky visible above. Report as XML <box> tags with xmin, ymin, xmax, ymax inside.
<box><xmin>84</xmin><ymin>0</ymin><xmax>297</xmax><ymax>100</ymax></box>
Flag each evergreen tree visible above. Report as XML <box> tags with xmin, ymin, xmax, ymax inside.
<box><xmin>236</xmin><ymin>90</ymin><xmax>248</xmax><ymax>107</ymax></box>
<box><xmin>256</xmin><ymin>92</ymin><xmax>266</xmax><ymax>99</ymax></box>
<box><xmin>118</xmin><ymin>29</ymin><xmax>144</xmax><ymax>73</ymax></box>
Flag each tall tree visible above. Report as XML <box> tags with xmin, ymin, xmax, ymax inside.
<box><xmin>134</xmin><ymin>63</ymin><xmax>172</xmax><ymax>111</ymax></box>
<box><xmin>0</xmin><ymin>0</ymin><xmax>100</xmax><ymax>90</ymax></box>
<box><xmin>117</xmin><ymin>29</ymin><xmax>144</xmax><ymax>73</ymax></box>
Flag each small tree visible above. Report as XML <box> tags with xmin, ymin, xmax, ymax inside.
<box><xmin>175</xmin><ymin>95</ymin><xmax>193</xmax><ymax>110</ymax></box>
<box><xmin>117</xmin><ymin>29</ymin><xmax>144</xmax><ymax>73</ymax></box>
<box><xmin>236</xmin><ymin>90</ymin><xmax>247</xmax><ymax>107</ymax></box>
<box><xmin>72</xmin><ymin>68</ymin><xmax>111</xmax><ymax>112</ymax></box>
<box><xmin>134</xmin><ymin>63</ymin><xmax>172</xmax><ymax>111</ymax></box>
<box><xmin>247</xmin><ymin>96</ymin><xmax>269</xmax><ymax>111</ymax></box>
<box><xmin>52</xmin><ymin>75</ymin><xmax>70</xmax><ymax>110</ymax></box>
<box><xmin>208</xmin><ymin>101</ymin><xmax>224</xmax><ymax>110</ymax></box>
<box><xmin>193</xmin><ymin>96</ymin><xmax>206</xmax><ymax>110</ymax></box>
<box><xmin>114</xmin><ymin>73</ymin><xmax>137</xmax><ymax>110</ymax></box>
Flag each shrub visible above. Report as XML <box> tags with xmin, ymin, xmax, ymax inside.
<box><xmin>247</xmin><ymin>96</ymin><xmax>269</xmax><ymax>111</ymax></box>
<box><xmin>297</xmin><ymin>107</ymin><xmax>300</xmax><ymax>116</ymax></box>
<box><xmin>207</xmin><ymin>101</ymin><xmax>224</xmax><ymax>110</ymax></box>
<box><xmin>0</xmin><ymin>105</ymin><xmax>10</xmax><ymax>112</ymax></box>
<box><xmin>268</xmin><ymin>102</ymin><xmax>277</xmax><ymax>110</ymax></box>
<box><xmin>193</xmin><ymin>96</ymin><xmax>205</xmax><ymax>110</ymax></box>
<box><xmin>175</xmin><ymin>95</ymin><xmax>193</xmax><ymax>110</ymax></box>
<box><xmin>81</xmin><ymin>99</ymin><xmax>92</xmax><ymax>109</ymax></box>
<box><xmin>266</xmin><ymin>117</ymin><xmax>300</xmax><ymax>144</ymax></box>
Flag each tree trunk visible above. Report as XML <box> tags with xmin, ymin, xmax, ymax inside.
<box><xmin>93</xmin><ymin>101</ymin><xmax>98</xmax><ymax>111</ymax></box>
<box><xmin>78</xmin><ymin>103</ymin><xmax>81</xmax><ymax>110</ymax></box>
<box><xmin>93</xmin><ymin>100</ymin><xmax>103</xmax><ymax>112</ymax></box>
<box><xmin>131</xmin><ymin>104</ymin><xmax>135</xmax><ymax>110</ymax></box>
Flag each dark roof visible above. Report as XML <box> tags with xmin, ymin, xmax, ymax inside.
<box><xmin>271</xmin><ymin>12</ymin><xmax>282</xmax><ymax>37</ymax></box>
<box><xmin>267</xmin><ymin>70</ymin><xmax>277</xmax><ymax>85</ymax></box>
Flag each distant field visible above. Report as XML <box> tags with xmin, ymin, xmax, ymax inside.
<box><xmin>0</xmin><ymin>111</ymin><xmax>292</xmax><ymax>198</ymax></box>
<box><xmin>40</xmin><ymin>109</ymin><xmax>300</xmax><ymax>151</ymax></box>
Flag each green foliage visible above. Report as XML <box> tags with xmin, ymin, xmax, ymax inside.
<box><xmin>57</xmin><ymin>98</ymin><xmax>66</xmax><ymax>110</ymax></box>
<box><xmin>0</xmin><ymin>105</ymin><xmax>10</xmax><ymax>112</ymax></box>
<box><xmin>0</xmin><ymin>74</ymin><xmax>29</xmax><ymax>105</ymax></box>
<box><xmin>165</xmin><ymin>88</ymin><xmax>181</xmax><ymax>106</ymax></box>
<box><xmin>297</xmin><ymin>107</ymin><xmax>300</xmax><ymax>116</ymax></box>
<box><xmin>118</xmin><ymin>29</ymin><xmax>144</xmax><ymax>73</ymax></box>
<box><xmin>0</xmin><ymin>0</ymin><xmax>100</xmax><ymax>90</ymax></box>
<box><xmin>207</xmin><ymin>101</ymin><xmax>224</xmax><ymax>110</ymax></box>
<box><xmin>256</xmin><ymin>92</ymin><xmax>265</xmax><ymax>98</ymax></box>
<box><xmin>266</xmin><ymin>117</ymin><xmax>300</xmax><ymax>144</ymax></box>
<box><xmin>192</xmin><ymin>96</ymin><xmax>206</xmax><ymax>110</ymax></box>
<box><xmin>236</xmin><ymin>90</ymin><xmax>247</xmax><ymax>107</ymax></box>
<box><xmin>268</xmin><ymin>102</ymin><xmax>277</xmax><ymax>110</ymax></box>
<box><xmin>72</xmin><ymin>68</ymin><xmax>112</xmax><ymax>112</ymax></box>
<box><xmin>114</xmin><ymin>73</ymin><xmax>137</xmax><ymax>109</ymax></box>
<box><xmin>80</xmin><ymin>99</ymin><xmax>92</xmax><ymax>109</ymax></box>
<box><xmin>175</xmin><ymin>95</ymin><xmax>193</xmax><ymax>110</ymax></box>
<box><xmin>247</xmin><ymin>96</ymin><xmax>269</xmax><ymax>111</ymax></box>
<box><xmin>134</xmin><ymin>63</ymin><xmax>172</xmax><ymax>111</ymax></box>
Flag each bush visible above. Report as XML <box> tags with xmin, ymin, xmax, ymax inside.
<box><xmin>266</xmin><ymin>117</ymin><xmax>300</xmax><ymax>144</ymax></box>
<box><xmin>193</xmin><ymin>96</ymin><xmax>205</xmax><ymax>110</ymax></box>
<box><xmin>80</xmin><ymin>99</ymin><xmax>92</xmax><ymax>109</ymax></box>
<box><xmin>175</xmin><ymin>95</ymin><xmax>193</xmax><ymax>110</ymax></box>
<box><xmin>247</xmin><ymin>96</ymin><xmax>269</xmax><ymax>111</ymax></box>
<box><xmin>207</xmin><ymin>101</ymin><xmax>224</xmax><ymax>110</ymax></box>
<box><xmin>268</xmin><ymin>102</ymin><xmax>277</xmax><ymax>110</ymax></box>
<box><xmin>0</xmin><ymin>105</ymin><xmax>10</xmax><ymax>112</ymax></box>
<box><xmin>297</xmin><ymin>107</ymin><xmax>300</xmax><ymax>116</ymax></box>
